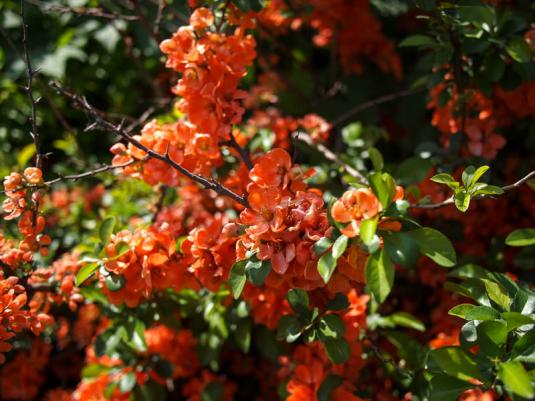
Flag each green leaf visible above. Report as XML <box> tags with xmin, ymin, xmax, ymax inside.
<box><xmin>428</xmin><ymin>374</ymin><xmax>472</xmax><ymax>401</ymax></box>
<box><xmin>472</xmin><ymin>184</ymin><xmax>504</xmax><ymax>196</ymax></box>
<box><xmin>399</xmin><ymin>34</ymin><xmax>435</xmax><ymax>47</ymax></box>
<box><xmin>506</xmin><ymin>36</ymin><xmax>532</xmax><ymax>63</ymax></box>
<box><xmin>277</xmin><ymin>315</ymin><xmax>304</xmax><ymax>343</ymax></box>
<box><xmin>105</xmin><ymin>274</ymin><xmax>125</xmax><ymax>292</ymax></box>
<box><xmin>368</xmin><ymin>147</ymin><xmax>384</xmax><ymax>171</ymax></box>
<box><xmin>288</xmin><ymin>289</ymin><xmax>309</xmax><ymax>314</ymax></box>
<box><xmin>324</xmin><ymin>338</ymin><xmax>350</xmax><ymax>364</ymax></box>
<box><xmin>448</xmin><ymin>304</ymin><xmax>476</xmax><ymax>319</ymax></box>
<box><xmin>314</xmin><ymin>237</ymin><xmax>333</xmax><ymax>255</ymax></box>
<box><xmin>201</xmin><ymin>382</ymin><xmax>224</xmax><ymax>401</ymax></box>
<box><xmin>245</xmin><ymin>258</ymin><xmax>272</xmax><ymax>286</ymax></box>
<box><xmin>430</xmin><ymin>173</ymin><xmax>459</xmax><ymax>189</ymax></box>
<box><xmin>317</xmin><ymin>375</ymin><xmax>344</xmax><ymax>401</ymax></box>
<box><xmin>388</xmin><ymin>312</ymin><xmax>425</xmax><ymax>331</ymax></box>
<box><xmin>229</xmin><ymin>260</ymin><xmax>247</xmax><ymax>299</ymax></box>
<box><xmin>448</xmin><ymin>264</ymin><xmax>489</xmax><ymax>280</ymax></box>
<box><xmin>454</xmin><ymin>191</ymin><xmax>471</xmax><ymax>212</ymax></box>
<box><xmin>332</xmin><ymin>235</ymin><xmax>349</xmax><ymax>259</ymax></box>
<box><xmin>430</xmin><ymin>347</ymin><xmax>483</xmax><ymax>381</ymax></box>
<box><xmin>75</xmin><ymin>262</ymin><xmax>100</xmax><ymax>286</ymax></box>
<box><xmin>119</xmin><ymin>372</ymin><xmax>137</xmax><ymax>393</ymax></box>
<box><xmin>482</xmin><ymin>279</ymin><xmax>512</xmax><ymax>311</ymax></box>
<box><xmin>501</xmin><ymin>312</ymin><xmax>535</xmax><ymax>331</ymax></box>
<box><xmin>318</xmin><ymin>314</ymin><xmax>345</xmax><ymax>340</ymax></box>
<box><xmin>369</xmin><ymin>172</ymin><xmax>396</xmax><ymax>209</ymax></box>
<box><xmin>99</xmin><ymin>217</ymin><xmax>116</xmax><ymax>245</ymax></box>
<box><xmin>511</xmin><ymin>330</ymin><xmax>535</xmax><ymax>361</ymax></box>
<box><xmin>462</xmin><ymin>166</ymin><xmax>476</xmax><ymax>188</ymax></box>
<box><xmin>506</xmin><ymin>229</ymin><xmax>535</xmax><ymax>247</ymax></box>
<box><xmin>360</xmin><ymin>217</ymin><xmax>378</xmax><ymax>245</ymax></box>
<box><xmin>477</xmin><ymin>320</ymin><xmax>507</xmax><ymax>357</ymax></box>
<box><xmin>365</xmin><ymin>249</ymin><xmax>394</xmax><ymax>303</ymax></box>
<box><xmin>499</xmin><ymin>361</ymin><xmax>535</xmax><ymax>399</ymax></box>
<box><xmin>465</xmin><ymin>305</ymin><xmax>501</xmax><ymax>321</ymax></box>
<box><xmin>235</xmin><ymin>319</ymin><xmax>251</xmax><ymax>353</ymax></box>
<box><xmin>325</xmin><ymin>293</ymin><xmax>350</xmax><ymax>311</ymax></box>
<box><xmin>471</xmin><ymin>165</ymin><xmax>490</xmax><ymax>186</ymax></box>
<box><xmin>408</xmin><ymin>227</ymin><xmax>457</xmax><ymax>267</ymax></box>
<box><xmin>383</xmin><ymin>232</ymin><xmax>420</xmax><ymax>267</ymax></box>
<box><xmin>318</xmin><ymin>252</ymin><xmax>337</xmax><ymax>284</ymax></box>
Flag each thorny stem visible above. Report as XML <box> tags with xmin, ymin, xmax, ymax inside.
<box><xmin>20</xmin><ymin>0</ymin><xmax>43</xmax><ymax>170</ymax></box>
<box><xmin>50</xmin><ymin>81</ymin><xmax>250</xmax><ymax>208</ymax></box>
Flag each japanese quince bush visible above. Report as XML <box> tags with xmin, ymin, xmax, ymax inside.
<box><xmin>0</xmin><ymin>1</ymin><xmax>534</xmax><ymax>401</ymax></box>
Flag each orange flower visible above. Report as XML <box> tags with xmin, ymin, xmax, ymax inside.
<box><xmin>190</xmin><ymin>7</ymin><xmax>214</xmax><ymax>30</ymax></box>
<box><xmin>23</xmin><ymin>167</ymin><xmax>43</xmax><ymax>184</ymax></box>
<box><xmin>249</xmin><ymin>148</ymin><xmax>293</xmax><ymax>189</ymax></box>
<box><xmin>331</xmin><ymin>188</ymin><xmax>381</xmax><ymax>237</ymax></box>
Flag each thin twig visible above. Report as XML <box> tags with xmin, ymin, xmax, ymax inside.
<box><xmin>410</xmin><ymin>170</ymin><xmax>535</xmax><ymax>210</ymax></box>
<box><xmin>331</xmin><ymin>88</ymin><xmax>423</xmax><ymax>127</ymax></box>
<box><xmin>20</xmin><ymin>1</ymin><xmax>43</xmax><ymax>169</ymax></box>
<box><xmin>153</xmin><ymin>0</ymin><xmax>166</xmax><ymax>38</ymax></box>
<box><xmin>26</xmin><ymin>0</ymin><xmax>140</xmax><ymax>21</ymax></box>
<box><xmin>294</xmin><ymin>131</ymin><xmax>369</xmax><ymax>185</ymax></box>
<box><xmin>44</xmin><ymin>159</ymin><xmax>141</xmax><ymax>186</ymax></box>
<box><xmin>51</xmin><ymin>82</ymin><xmax>250</xmax><ymax>208</ymax></box>
<box><xmin>221</xmin><ymin>133</ymin><xmax>253</xmax><ymax>169</ymax></box>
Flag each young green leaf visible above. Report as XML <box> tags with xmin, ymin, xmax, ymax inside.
<box><xmin>428</xmin><ymin>375</ymin><xmax>472</xmax><ymax>401</ymax></box>
<box><xmin>229</xmin><ymin>260</ymin><xmax>247</xmax><ymax>299</ymax></box>
<box><xmin>482</xmin><ymin>279</ymin><xmax>512</xmax><ymax>311</ymax></box>
<box><xmin>99</xmin><ymin>217</ymin><xmax>116</xmax><ymax>244</ymax></box>
<box><xmin>332</xmin><ymin>235</ymin><xmax>349</xmax><ymax>259</ymax></box>
<box><xmin>318</xmin><ymin>252</ymin><xmax>337</xmax><ymax>284</ymax></box>
<box><xmin>314</xmin><ymin>237</ymin><xmax>334</xmax><ymax>255</ymax></box>
<box><xmin>75</xmin><ymin>262</ymin><xmax>100</xmax><ymax>286</ymax></box>
<box><xmin>365</xmin><ymin>249</ymin><xmax>394</xmax><ymax>303</ymax></box>
<box><xmin>505</xmin><ymin>228</ymin><xmax>535</xmax><ymax>247</ymax></box>
<box><xmin>360</xmin><ymin>217</ymin><xmax>378</xmax><ymax>245</ymax></box>
<box><xmin>499</xmin><ymin>361</ymin><xmax>535</xmax><ymax>399</ymax></box>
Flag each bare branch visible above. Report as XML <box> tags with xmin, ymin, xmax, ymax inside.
<box><xmin>294</xmin><ymin>131</ymin><xmax>369</xmax><ymax>185</ymax></box>
<box><xmin>50</xmin><ymin>81</ymin><xmax>250</xmax><ymax>208</ymax></box>
<box><xmin>221</xmin><ymin>133</ymin><xmax>253</xmax><ymax>169</ymax></box>
<box><xmin>20</xmin><ymin>1</ymin><xmax>43</xmax><ymax>169</ymax></box>
<box><xmin>410</xmin><ymin>170</ymin><xmax>535</xmax><ymax>210</ymax></box>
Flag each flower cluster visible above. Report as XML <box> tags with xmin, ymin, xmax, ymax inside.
<box><xmin>100</xmin><ymin>223</ymin><xmax>198</xmax><ymax>307</ymax></box>
<box><xmin>0</xmin><ymin>276</ymin><xmax>53</xmax><ymax>364</ymax></box>
<box><xmin>2</xmin><ymin>168</ymin><xmax>50</xmax><ymax>259</ymax></box>
<box><xmin>160</xmin><ymin>7</ymin><xmax>256</xmax><ymax>144</ymax></box>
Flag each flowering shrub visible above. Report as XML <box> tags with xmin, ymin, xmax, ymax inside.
<box><xmin>0</xmin><ymin>1</ymin><xmax>534</xmax><ymax>401</ymax></box>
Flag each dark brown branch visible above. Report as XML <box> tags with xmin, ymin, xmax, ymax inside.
<box><xmin>26</xmin><ymin>0</ymin><xmax>140</xmax><ymax>21</ymax></box>
<box><xmin>410</xmin><ymin>170</ymin><xmax>535</xmax><ymax>210</ymax></box>
<box><xmin>294</xmin><ymin>131</ymin><xmax>369</xmax><ymax>185</ymax></box>
<box><xmin>221</xmin><ymin>133</ymin><xmax>253</xmax><ymax>169</ymax></box>
<box><xmin>331</xmin><ymin>88</ymin><xmax>423</xmax><ymax>128</ymax></box>
<box><xmin>50</xmin><ymin>81</ymin><xmax>250</xmax><ymax>208</ymax></box>
<box><xmin>20</xmin><ymin>1</ymin><xmax>43</xmax><ymax>169</ymax></box>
